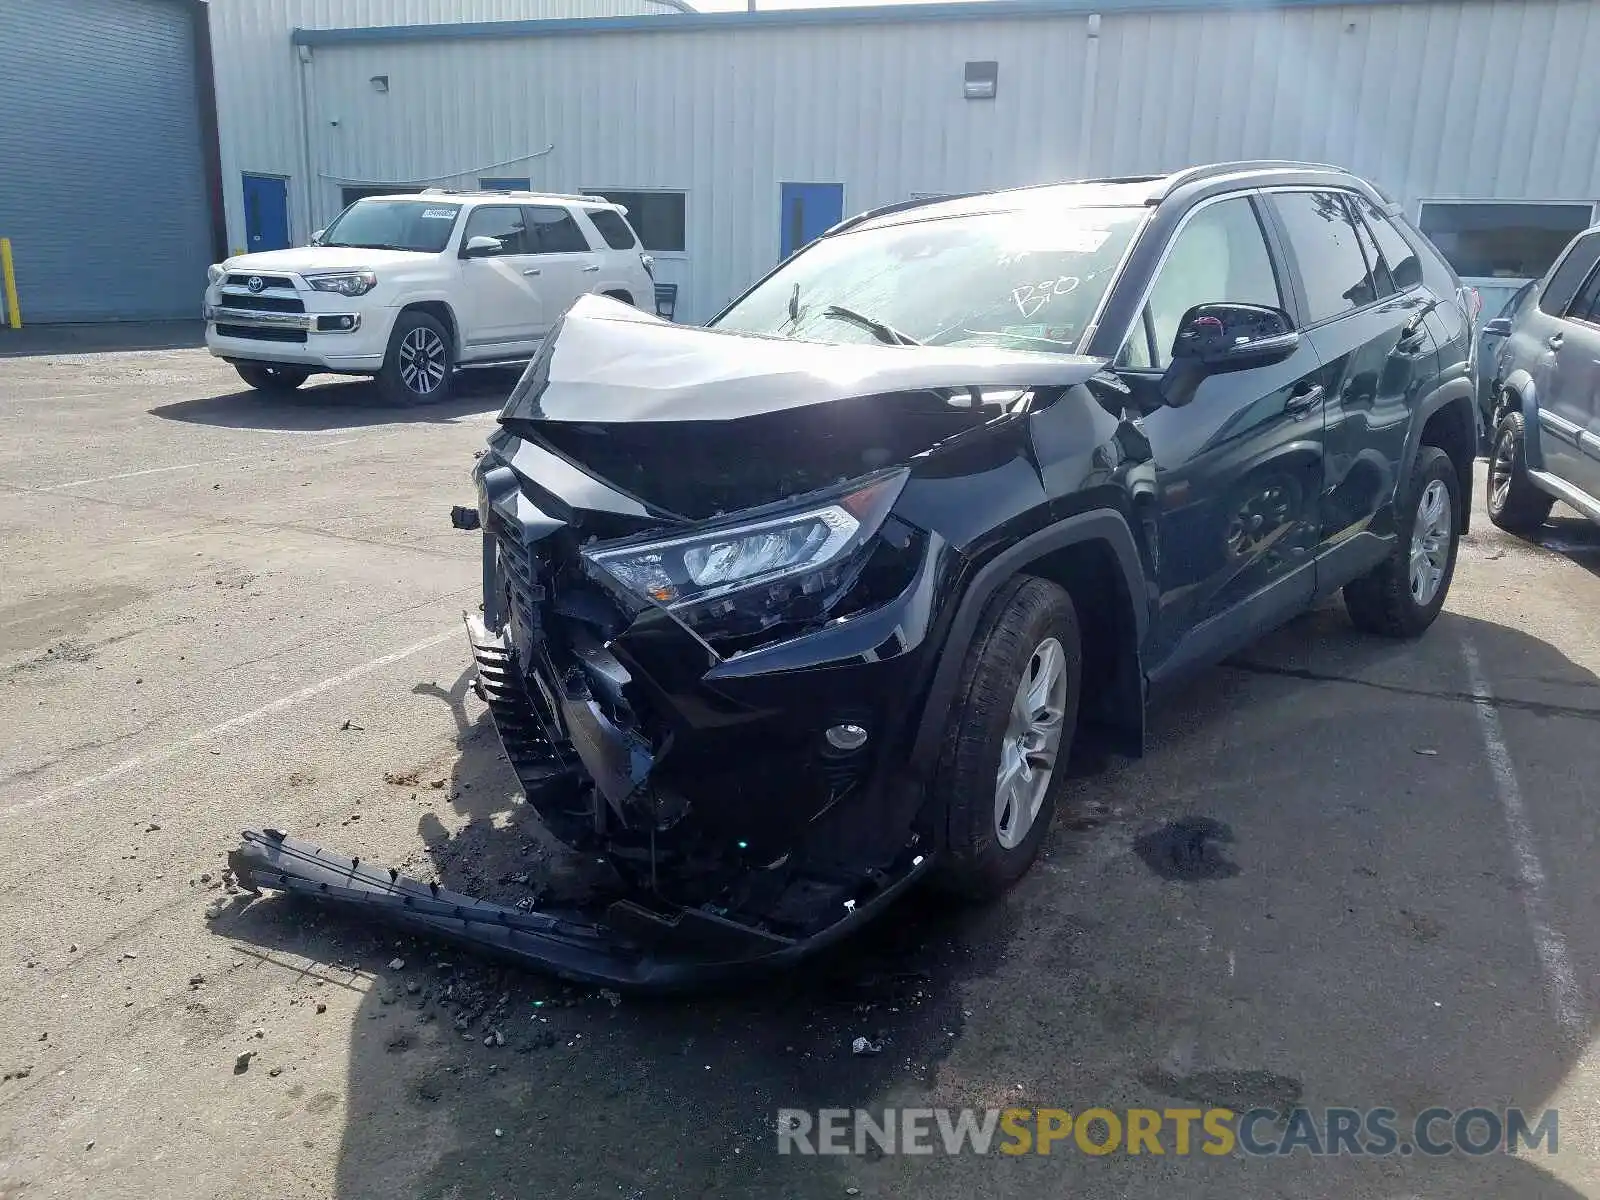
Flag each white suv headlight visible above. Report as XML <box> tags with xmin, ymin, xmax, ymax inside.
<box><xmin>207</xmin><ymin>264</ymin><xmax>226</xmax><ymax>285</ymax></box>
<box><xmin>306</xmin><ymin>270</ymin><xmax>378</xmax><ymax>297</ymax></box>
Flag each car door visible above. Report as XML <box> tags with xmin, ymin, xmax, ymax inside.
<box><xmin>1478</xmin><ymin>281</ymin><xmax>1534</xmax><ymax>414</ymax></box>
<box><xmin>1506</xmin><ymin>232</ymin><xmax>1600</xmax><ymax>490</ymax></box>
<box><xmin>1117</xmin><ymin>192</ymin><xmax>1326</xmax><ymax>678</ymax></box>
<box><xmin>456</xmin><ymin>204</ymin><xmax>545</xmax><ymax>355</ymax></box>
<box><xmin>1261</xmin><ymin>190</ymin><xmax>1442</xmax><ymax>583</ymax></box>
<box><xmin>523</xmin><ymin>205</ymin><xmax>602</xmax><ymax>321</ymax></box>
<box><xmin>1547</xmin><ymin>264</ymin><xmax>1600</xmax><ymax>500</ymax></box>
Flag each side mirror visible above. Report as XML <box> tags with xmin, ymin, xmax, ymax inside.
<box><xmin>310</xmin><ymin>229</ymin><xmax>325</xmax><ymax>246</ymax></box>
<box><xmin>1160</xmin><ymin>302</ymin><xmax>1300</xmax><ymax>408</ymax></box>
<box><xmin>461</xmin><ymin>235</ymin><xmax>503</xmax><ymax>259</ymax></box>
<box><xmin>1482</xmin><ymin>316</ymin><xmax>1512</xmax><ymax>337</ymax></box>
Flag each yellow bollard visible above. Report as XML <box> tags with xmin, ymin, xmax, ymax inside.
<box><xmin>0</xmin><ymin>238</ymin><xmax>19</xmax><ymax>330</ymax></box>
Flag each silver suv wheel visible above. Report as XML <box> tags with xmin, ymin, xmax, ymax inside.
<box><xmin>399</xmin><ymin>326</ymin><xmax>448</xmax><ymax>395</ymax></box>
<box><xmin>994</xmin><ymin>636</ymin><xmax>1068</xmax><ymax>850</ymax></box>
<box><xmin>1408</xmin><ymin>478</ymin><xmax>1451</xmax><ymax>607</ymax></box>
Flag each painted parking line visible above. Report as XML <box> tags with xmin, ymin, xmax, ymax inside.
<box><xmin>0</xmin><ymin>625</ymin><xmax>461</xmax><ymax>821</ymax></box>
<box><xmin>40</xmin><ymin>443</ymin><xmax>354</xmax><ymax>489</ymax></box>
<box><xmin>1462</xmin><ymin>638</ymin><xmax>1585</xmax><ymax>1035</ymax></box>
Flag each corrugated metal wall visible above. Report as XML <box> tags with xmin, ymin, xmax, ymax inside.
<box><xmin>0</xmin><ymin>0</ymin><xmax>212</xmax><ymax>322</ymax></box>
<box><xmin>207</xmin><ymin>0</ymin><xmax>683</xmax><ymax>255</ymax></box>
<box><xmin>292</xmin><ymin>0</ymin><xmax>1600</xmax><ymax>324</ymax></box>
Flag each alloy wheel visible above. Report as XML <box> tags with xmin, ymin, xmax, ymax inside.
<box><xmin>1489</xmin><ymin>430</ymin><xmax>1515</xmax><ymax>515</ymax></box>
<box><xmin>399</xmin><ymin>326</ymin><xmax>448</xmax><ymax>395</ymax></box>
<box><xmin>994</xmin><ymin>636</ymin><xmax>1068</xmax><ymax>849</ymax></box>
<box><xmin>1408</xmin><ymin>478</ymin><xmax>1452</xmax><ymax>606</ymax></box>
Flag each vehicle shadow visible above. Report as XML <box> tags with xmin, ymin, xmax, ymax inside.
<box><xmin>221</xmin><ymin>610</ymin><xmax>1600</xmax><ymax>1199</ymax></box>
<box><xmin>148</xmin><ymin>369</ymin><xmax>521</xmax><ymax>432</ymax></box>
<box><xmin>1534</xmin><ymin>513</ymin><xmax>1600</xmax><ymax>579</ymax></box>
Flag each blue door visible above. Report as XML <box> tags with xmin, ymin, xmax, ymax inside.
<box><xmin>242</xmin><ymin>174</ymin><xmax>290</xmax><ymax>251</ymax></box>
<box><xmin>779</xmin><ymin>183</ymin><xmax>844</xmax><ymax>260</ymax></box>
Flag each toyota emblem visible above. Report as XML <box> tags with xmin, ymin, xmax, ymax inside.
<box><xmin>247</xmin><ymin>276</ymin><xmax>265</xmax><ymax>293</ymax></box>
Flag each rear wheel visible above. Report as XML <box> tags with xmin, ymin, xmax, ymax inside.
<box><xmin>234</xmin><ymin>363</ymin><xmax>310</xmax><ymax>392</ymax></box>
<box><xmin>1486</xmin><ymin>411</ymin><xmax>1554</xmax><ymax>535</ymax></box>
<box><xmin>1343</xmin><ymin>446</ymin><xmax>1460</xmax><ymax>638</ymax></box>
<box><xmin>378</xmin><ymin>311</ymin><xmax>453</xmax><ymax>406</ymax></box>
<box><xmin>931</xmin><ymin>576</ymin><xmax>1081</xmax><ymax>899</ymax></box>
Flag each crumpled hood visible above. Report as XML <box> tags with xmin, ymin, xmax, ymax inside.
<box><xmin>222</xmin><ymin>246</ymin><xmax>434</xmax><ymax>275</ymax></box>
<box><xmin>502</xmin><ymin>293</ymin><xmax>1108</xmax><ymax>424</ymax></box>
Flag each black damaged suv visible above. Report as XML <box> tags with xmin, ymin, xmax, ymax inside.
<box><xmin>237</xmin><ymin>162</ymin><xmax>1478</xmax><ymax>987</ymax></box>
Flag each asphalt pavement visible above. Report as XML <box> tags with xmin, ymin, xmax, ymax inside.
<box><xmin>2</xmin><ymin>348</ymin><xmax>1599</xmax><ymax>1199</ymax></box>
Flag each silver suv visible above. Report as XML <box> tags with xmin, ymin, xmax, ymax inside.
<box><xmin>1485</xmin><ymin>226</ymin><xmax>1600</xmax><ymax>533</ymax></box>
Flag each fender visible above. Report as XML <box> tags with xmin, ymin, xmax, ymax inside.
<box><xmin>393</xmin><ymin>295</ymin><xmax>464</xmax><ymax>350</ymax></box>
<box><xmin>1498</xmin><ymin>368</ymin><xmax>1547</xmax><ymax>470</ymax></box>
<box><xmin>908</xmin><ymin>508</ymin><xmax>1147</xmax><ymax>771</ymax></box>
<box><xmin>1401</xmin><ymin>375</ymin><xmax>1478</xmax><ymax>533</ymax></box>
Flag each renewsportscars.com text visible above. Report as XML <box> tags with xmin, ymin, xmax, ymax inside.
<box><xmin>777</xmin><ymin>1106</ymin><xmax>1558</xmax><ymax>1157</ymax></box>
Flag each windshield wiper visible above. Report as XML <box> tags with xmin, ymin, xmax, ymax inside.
<box><xmin>325</xmin><ymin>241</ymin><xmax>411</xmax><ymax>251</ymax></box>
<box><xmin>819</xmin><ymin>305</ymin><xmax>920</xmax><ymax>346</ymax></box>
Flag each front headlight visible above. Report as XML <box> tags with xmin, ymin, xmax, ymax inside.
<box><xmin>306</xmin><ymin>270</ymin><xmax>378</xmax><ymax>297</ymax></box>
<box><xmin>583</xmin><ymin>470</ymin><xmax>907</xmax><ymax>638</ymax></box>
<box><xmin>207</xmin><ymin>263</ymin><xmax>226</xmax><ymax>286</ymax></box>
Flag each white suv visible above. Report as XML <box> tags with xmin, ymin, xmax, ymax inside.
<box><xmin>203</xmin><ymin>191</ymin><xmax>656</xmax><ymax>405</ymax></box>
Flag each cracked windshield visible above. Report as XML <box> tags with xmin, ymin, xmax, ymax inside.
<box><xmin>714</xmin><ymin>207</ymin><xmax>1145</xmax><ymax>352</ymax></box>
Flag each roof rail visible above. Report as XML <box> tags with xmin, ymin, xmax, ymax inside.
<box><xmin>416</xmin><ymin>186</ymin><xmax>615</xmax><ymax>203</ymax></box>
<box><xmin>1156</xmin><ymin>159</ymin><xmax>1348</xmax><ymax>196</ymax></box>
<box><xmin>535</xmin><ymin>191</ymin><xmax>617</xmax><ymax>204</ymax></box>
<box><xmin>826</xmin><ymin>192</ymin><xmax>982</xmax><ymax>237</ymax></box>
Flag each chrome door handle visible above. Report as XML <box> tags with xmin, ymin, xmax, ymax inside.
<box><xmin>523</xmin><ymin>268</ymin><xmax>541</xmax><ymax>276</ymax></box>
<box><xmin>580</xmin><ymin>264</ymin><xmax>600</xmax><ymax>273</ymax></box>
<box><xmin>1284</xmin><ymin>383</ymin><xmax>1325</xmax><ymax>413</ymax></box>
<box><xmin>1548</xmin><ymin>332</ymin><xmax>1564</xmax><ymax>349</ymax></box>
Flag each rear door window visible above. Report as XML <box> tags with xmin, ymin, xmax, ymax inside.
<box><xmin>1269</xmin><ymin>190</ymin><xmax>1380</xmax><ymax>323</ymax></box>
<box><xmin>1355</xmin><ymin>198</ymin><xmax>1427</xmax><ymax>291</ymax></box>
<box><xmin>1565</xmin><ymin>263</ymin><xmax>1600</xmax><ymax>326</ymax></box>
<box><xmin>525</xmin><ymin>206</ymin><xmax>592</xmax><ymax>254</ymax></box>
<box><xmin>1346</xmin><ymin>196</ymin><xmax>1394</xmax><ymax>298</ymax></box>
<box><xmin>1539</xmin><ymin>232</ymin><xmax>1600</xmax><ymax>317</ymax></box>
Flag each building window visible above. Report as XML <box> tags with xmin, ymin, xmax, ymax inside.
<box><xmin>583</xmin><ymin>190</ymin><xmax>686</xmax><ymax>253</ymax></box>
<box><xmin>339</xmin><ymin>185</ymin><xmax>419</xmax><ymax>208</ymax></box>
<box><xmin>479</xmin><ymin>177</ymin><xmax>530</xmax><ymax>191</ymax></box>
<box><xmin>1418</xmin><ymin>201</ymin><xmax>1594</xmax><ymax>280</ymax></box>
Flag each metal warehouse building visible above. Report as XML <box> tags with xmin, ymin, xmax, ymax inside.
<box><xmin>240</xmin><ymin>0</ymin><xmax>1600</xmax><ymax>324</ymax></box>
<box><xmin>0</xmin><ymin>0</ymin><xmax>681</xmax><ymax>324</ymax></box>
<box><xmin>6</xmin><ymin>0</ymin><xmax>1600</xmax><ymax>326</ymax></box>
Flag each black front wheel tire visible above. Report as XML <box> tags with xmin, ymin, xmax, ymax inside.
<box><xmin>1343</xmin><ymin>445</ymin><xmax>1461</xmax><ymax>638</ymax></box>
<box><xmin>931</xmin><ymin>576</ymin><xmax>1082</xmax><ymax>900</ymax></box>
<box><xmin>1486</xmin><ymin>411</ymin><xmax>1554</xmax><ymax>535</ymax></box>
<box><xmin>235</xmin><ymin>363</ymin><xmax>310</xmax><ymax>392</ymax></box>
<box><xmin>378</xmin><ymin>311</ymin><xmax>454</xmax><ymax>406</ymax></box>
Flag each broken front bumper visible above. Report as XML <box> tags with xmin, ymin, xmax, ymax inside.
<box><xmin>226</xmin><ymin>828</ymin><xmax>931</xmax><ymax>991</ymax></box>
